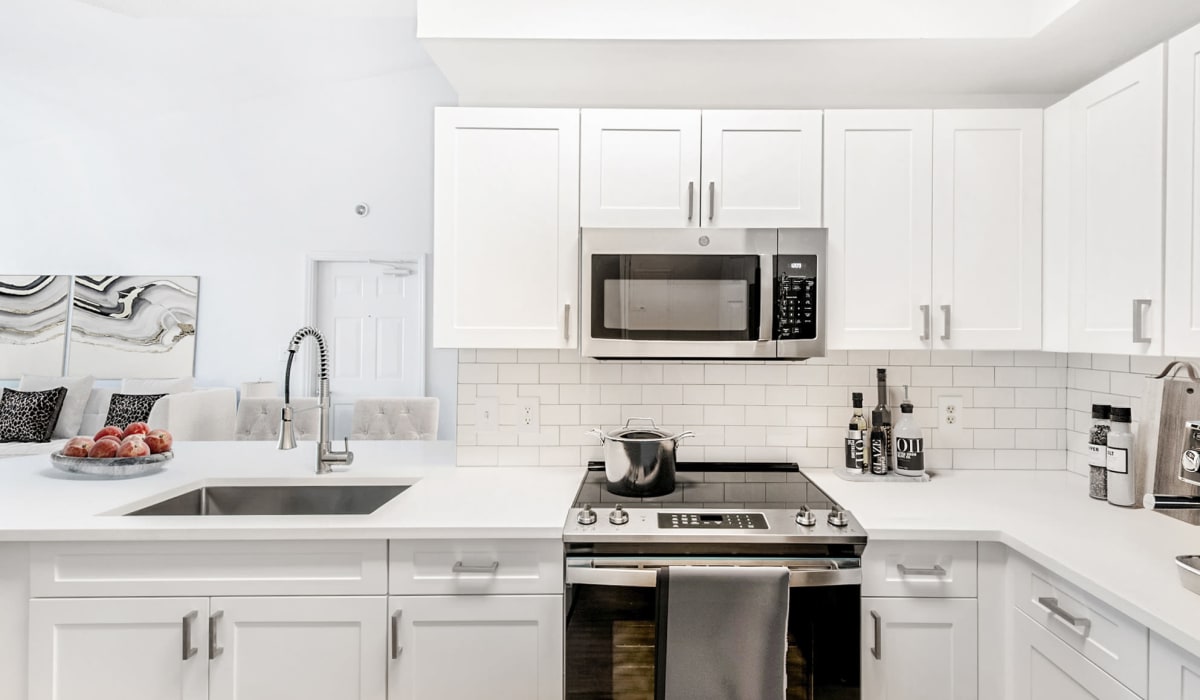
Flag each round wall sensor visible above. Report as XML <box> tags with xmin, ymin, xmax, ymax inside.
<box><xmin>355</xmin><ymin>203</ymin><xmax>370</xmax><ymax>217</ymax></box>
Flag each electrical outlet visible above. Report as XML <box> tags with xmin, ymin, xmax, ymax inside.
<box><xmin>515</xmin><ymin>396</ymin><xmax>540</xmax><ymax>433</ymax></box>
<box><xmin>476</xmin><ymin>397</ymin><xmax>499</xmax><ymax>431</ymax></box>
<box><xmin>938</xmin><ymin>396</ymin><xmax>963</xmax><ymax>432</ymax></box>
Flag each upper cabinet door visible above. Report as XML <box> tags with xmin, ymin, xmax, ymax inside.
<box><xmin>1166</xmin><ymin>24</ymin><xmax>1200</xmax><ymax>357</ymax></box>
<box><xmin>1068</xmin><ymin>45</ymin><xmax>1165</xmax><ymax>355</ymax></box>
<box><xmin>824</xmin><ymin>110</ymin><xmax>933</xmax><ymax>350</ymax></box>
<box><xmin>433</xmin><ymin>107</ymin><xmax>580</xmax><ymax>349</ymax></box>
<box><xmin>933</xmin><ymin>110</ymin><xmax>1043</xmax><ymax>350</ymax></box>
<box><xmin>580</xmin><ymin>109</ymin><xmax>702</xmax><ymax>227</ymax></box>
<box><xmin>700</xmin><ymin>110</ymin><xmax>823</xmax><ymax>228</ymax></box>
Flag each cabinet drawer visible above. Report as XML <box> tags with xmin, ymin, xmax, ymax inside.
<box><xmin>1011</xmin><ymin>608</ymin><xmax>1141</xmax><ymax>700</ymax></box>
<box><xmin>1010</xmin><ymin>554</ymin><xmax>1148</xmax><ymax>697</ymax></box>
<box><xmin>862</xmin><ymin>540</ymin><xmax>977</xmax><ymax>598</ymax></box>
<box><xmin>390</xmin><ymin>539</ymin><xmax>562</xmax><ymax>595</ymax></box>
<box><xmin>30</xmin><ymin>541</ymin><xmax>387</xmax><ymax>597</ymax></box>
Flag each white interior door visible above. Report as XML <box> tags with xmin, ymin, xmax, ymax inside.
<box><xmin>1166</xmin><ymin>23</ymin><xmax>1200</xmax><ymax>357</ymax></box>
<box><xmin>315</xmin><ymin>259</ymin><xmax>425</xmax><ymax>436</ymax></box>
<box><xmin>824</xmin><ymin>110</ymin><xmax>933</xmax><ymax>349</ymax></box>
<box><xmin>862</xmin><ymin>597</ymin><xmax>978</xmax><ymax>700</ymax></box>
<box><xmin>29</xmin><ymin>597</ymin><xmax>210</xmax><ymax>700</ymax></box>
<box><xmin>208</xmin><ymin>596</ymin><xmax>386</xmax><ymax>700</ymax></box>
<box><xmin>933</xmin><ymin>109</ymin><xmax>1043</xmax><ymax>350</ymax></box>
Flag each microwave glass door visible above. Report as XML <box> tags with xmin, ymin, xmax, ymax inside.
<box><xmin>589</xmin><ymin>254</ymin><xmax>762</xmax><ymax>341</ymax></box>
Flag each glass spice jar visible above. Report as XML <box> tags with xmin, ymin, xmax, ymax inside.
<box><xmin>1088</xmin><ymin>404</ymin><xmax>1111</xmax><ymax>499</ymax></box>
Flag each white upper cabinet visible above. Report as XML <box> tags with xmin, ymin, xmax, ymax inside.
<box><xmin>1068</xmin><ymin>45</ymin><xmax>1166</xmax><ymax>355</ymax></box>
<box><xmin>580</xmin><ymin>109</ymin><xmax>702</xmax><ymax>227</ymax></box>
<box><xmin>433</xmin><ymin>107</ymin><xmax>580</xmax><ymax>349</ymax></box>
<box><xmin>700</xmin><ymin>110</ymin><xmax>823</xmax><ymax>227</ymax></box>
<box><xmin>824</xmin><ymin>110</ymin><xmax>933</xmax><ymax>349</ymax></box>
<box><xmin>1166</xmin><ymin>23</ymin><xmax>1200</xmax><ymax>357</ymax></box>
<box><xmin>933</xmin><ymin>110</ymin><xmax>1043</xmax><ymax>349</ymax></box>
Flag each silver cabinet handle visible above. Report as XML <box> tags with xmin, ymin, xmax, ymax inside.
<box><xmin>870</xmin><ymin>610</ymin><xmax>881</xmax><ymax>660</ymax></box>
<box><xmin>708</xmin><ymin>181</ymin><xmax>715</xmax><ymax>221</ymax></box>
<box><xmin>452</xmin><ymin>560</ymin><xmax>500</xmax><ymax>574</ymax></box>
<box><xmin>209</xmin><ymin>610</ymin><xmax>224</xmax><ymax>659</ymax></box>
<box><xmin>391</xmin><ymin>610</ymin><xmax>403</xmax><ymax>660</ymax></box>
<box><xmin>563</xmin><ymin>304</ymin><xmax>571</xmax><ymax>342</ymax></box>
<box><xmin>687</xmin><ymin>181</ymin><xmax>695</xmax><ymax>221</ymax></box>
<box><xmin>182</xmin><ymin>610</ymin><xmax>198</xmax><ymax>661</ymax></box>
<box><xmin>1133</xmin><ymin>299</ymin><xmax>1152</xmax><ymax>343</ymax></box>
<box><xmin>897</xmin><ymin>563</ymin><xmax>947</xmax><ymax>577</ymax></box>
<box><xmin>920</xmin><ymin>305</ymin><xmax>931</xmax><ymax>341</ymax></box>
<box><xmin>940</xmin><ymin>304</ymin><xmax>952</xmax><ymax>341</ymax></box>
<box><xmin>1037</xmin><ymin>596</ymin><xmax>1091</xmax><ymax>634</ymax></box>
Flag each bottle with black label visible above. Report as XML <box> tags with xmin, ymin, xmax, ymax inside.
<box><xmin>874</xmin><ymin>369</ymin><xmax>892</xmax><ymax>467</ymax></box>
<box><xmin>893</xmin><ymin>386</ymin><xmax>924</xmax><ymax>477</ymax></box>
<box><xmin>1106</xmin><ymin>407</ymin><xmax>1135</xmax><ymax>507</ymax></box>
<box><xmin>845</xmin><ymin>423</ymin><xmax>866</xmax><ymax>474</ymax></box>
<box><xmin>870</xmin><ymin>411</ymin><xmax>889</xmax><ymax>475</ymax></box>
<box><xmin>1087</xmin><ymin>404</ymin><xmax>1111</xmax><ymax>500</ymax></box>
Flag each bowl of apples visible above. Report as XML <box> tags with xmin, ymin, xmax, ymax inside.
<box><xmin>50</xmin><ymin>423</ymin><xmax>174</xmax><ymax>478</ymax></box>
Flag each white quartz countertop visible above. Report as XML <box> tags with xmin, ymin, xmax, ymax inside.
<box><xmin>806</xmin><ymin>469</ymin><xmax>1200</xmax><ymax>659</ymax></box>
<box><xmin>0</xmin><ymin>441</ymin><xmax>585</xmax><ymax>542</ymax></box>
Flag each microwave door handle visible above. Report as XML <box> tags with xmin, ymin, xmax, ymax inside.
<box><xmin>759</xmin><ymin>255</ymin><xmax>774</xmax><ymax>342</ymax></box>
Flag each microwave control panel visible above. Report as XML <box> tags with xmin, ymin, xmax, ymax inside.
<box><xmin>776</xmin><ymin>255</ymin><xmax>818</xmax><ymax>341</ymax></box>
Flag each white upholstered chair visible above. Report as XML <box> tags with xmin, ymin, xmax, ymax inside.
<box><xmin>234</xmin><ymin>397</ymin><xmax>319</xmax><ymax>442</ymax></box>
<box><xmin>350</xmin><ymin>397</ymin><xmax>439</xmax><ymax>441</ymax></box>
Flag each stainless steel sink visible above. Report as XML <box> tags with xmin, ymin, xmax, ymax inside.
<box><xmin>125</xmin><ymin>484</ymin><xmax>409</xmax><ymax>516</ymax></box>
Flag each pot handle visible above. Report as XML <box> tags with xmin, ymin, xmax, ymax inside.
<box><xmin>623</xmin><ymin>417</ymin><xmax>660</xmax><ymax>430</ymax></box>
<box><xmin>587</xmin><ymin>428</ymin><xmax>607</xmax><ymax>443</ymax></box>
<box><xmin>673</xmin><ymin>431</ymin><xmax>696</xmax><ymax>445</ymax></box>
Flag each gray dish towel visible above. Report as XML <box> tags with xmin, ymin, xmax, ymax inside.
<box><xmin>655</xmin><ymin>565</ymin><xmax>790</xmax><ymax>700</ymax></box>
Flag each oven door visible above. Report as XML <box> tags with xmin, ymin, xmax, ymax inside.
<box><xmin>564</xmin><ymin>557</ymin><xmax>862</xmax><ymax>699</ymax></box>
<box><xmin>581</xmin><ymin>228</ymin><xmax>777</xmax><ymax>359</ymax></box>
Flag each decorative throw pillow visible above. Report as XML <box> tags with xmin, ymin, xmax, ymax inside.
<box><xmin>104</xmin><ymin>393</ymin><xmax>165</xmax><ymax>429</ymax></box>
<box><xmin>0</xmin><ymin>387</ymin><xmax>68</xmax><ymax>443</ymax></box>
<box><xmin>18</xmin><ymin>374</ymin><xmax>95</xmax><ymax>439</ymax></box>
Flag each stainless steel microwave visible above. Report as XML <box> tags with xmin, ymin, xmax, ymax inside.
<box><xmin>581</xmin><ymin>228</ymin><xmax>826</xmax><ymax>360</ymax></box>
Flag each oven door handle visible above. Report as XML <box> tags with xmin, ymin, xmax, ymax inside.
<box><xmin>565</xmin><ymin>559</ymin><xmax>861</xmax><ymax>588</ymax></box>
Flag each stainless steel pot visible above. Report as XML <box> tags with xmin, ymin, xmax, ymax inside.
<box><xmin>588</xmin><ymin>418</ymin><xmax>694</xmax><ymax>497</ymax></box>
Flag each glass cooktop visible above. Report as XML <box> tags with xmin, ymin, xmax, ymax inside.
<box><xmin>574</xmin><ymin>461</ymin><xmax>837</xmax><ymax>511</ymax></box>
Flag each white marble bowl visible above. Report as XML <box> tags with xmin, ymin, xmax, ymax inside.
<box><xmin>50</xmin><ymin>450</ymin><xmax>173</xmax><ymax>478</ymax></box>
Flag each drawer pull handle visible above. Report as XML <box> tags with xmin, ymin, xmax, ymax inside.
<box><xmin>870</xmin><ymin>610</ymin><xmax>882</xmax><ymax>660</ymax></box>
<box><xmin>182</xmin><ymin>610</ymin><xmax>198</xmax><ymax>661</ymax></box>
<box><xmin>453</xmin><ymin>560</ymin><xmax>500</xmax><ymax>574</ymax></box>
<box><xmin>391</xmin><ymin>610</ymin><xmax>403</xmax><ymax>660</ymax></box>
<box><xmin>897</xmin><ymin>564</ymin><xmax>946</xmax><ymax>577</ymax></box>
<box><xmin>209</xmin><ymin>610</ymin><xmax>223</xmax><ymax>659</ymax></box>
<box><xmin>1037</xmin><ymin>596</ymin><xmax>1091</xmax><ymax>634</ymax></box>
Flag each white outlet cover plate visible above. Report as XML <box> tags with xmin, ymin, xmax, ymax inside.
<box><xmin>938</xmin><ymin>395</ymin><xmax>964</xmax><ymax>433</ymax></box>
<box><xmin>515</xmin><ymin>396</ymin><xmax>540</xmax><ymax>433</ymax></box>
<box><xmin>476</xmin><ymin>397</ymin><xmax>499</xmax><ymax>431</ymax></box>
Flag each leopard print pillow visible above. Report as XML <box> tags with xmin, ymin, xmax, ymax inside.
<box><xmin>0</xmin><ymin>387</ymin><xmax>68</xmax><ymax>443</ymax></box>
<box><xmin>104</xmin><ymin>393</ymin><xmax>165</xmax><ymax>430</ymax></box>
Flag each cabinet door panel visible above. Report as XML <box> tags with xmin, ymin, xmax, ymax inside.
<box><xmin>29</xmin><ymin>597</ymin><xmax>209</xmax><ymax>700</ymax></box>
<box><xmin>1166</xmin><ymin>23</ymin><xmax>1200</xmax><ymax>356</ymax></box>
<box><xmin>1151</xmin><ymin>633</ymin><xmax>1200</xmax><ymax>699</ymax></box>
<box><xmin>825</xmin><ymin>110</ymin><xmax>933</xmax><ymax>349</ymax></box>
<box><xmin>1068</xmin><ymin>46</ymin><xmax>1165</xmax><ymax>355</ymax></box>
<box><xmin>933</xmin><ymin>110</ymin><xmax>1042</xmax><ymax>349</ymax></box>
<box><xmin>581</xmin><ymin>109</ymin><xmax>701</xmax><ymax>228</ymax></box>
<box><xmin>1011</xmin><ymin>609</ymin><xmax>1140</xmax><ymax>700</ymax></box>
<box><xmin>209</xmin><ymin>596</ymin><xmax>386</xmax><ymax>700</ymax></box>
<box><xmin>433</xmin><ymin>107</ymin><xmax>579</xmax><ymax>348</ymax></box>
<box><xmin>701</xmin><ymin>110</ymin><xmax>822</xmax><ymax>227</ymax></box>
<box><xmin>389</xmin><ymin>594</ymin><xmax>562</xmax><ymax>700</ymax></box>
<box><xmin>862</xmin><ymin>597</ymin><xmax>977</xmax><ymax>700</ymax></box>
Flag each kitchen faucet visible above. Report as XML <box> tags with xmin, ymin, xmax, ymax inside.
<box><xmin>278</xmin><ymin>326</ymin><xmax>354</xmax><ymax>474</ymax></box>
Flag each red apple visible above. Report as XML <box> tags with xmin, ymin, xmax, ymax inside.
<box><xmin>116</xmin><ymin>439</ymin><xmax>150</xmax><ymax>458</ymax></box>
<box><xmin>88</xmin><ymin>440</ymin><xmax>120</xmax><ymax>458</ymax></box>
<box><xmin>120</xmin><ymin>433</ymin><xmax>145</xmax><ymax>444</ymax></box>
<box><xmin>96</xmin><ymin>435</ymin><xmax>120</xmax><ymax>445</ymax></box>
<box><xmin>62</xmin><ymin>437</ymin><xmax>95</xmax><ymax>458</ymax></box>
<box><xmin>122</xmin><ymin>422</ymin><xmax>150</xmax><ymax>438</ymax></box>
<box><xmin>94</xmin><ymin>426</ymin><xmax>122</xmax><ymax>441</ymax></box>
<box><xmin>144</xmin><ymin>429</ymin><xmax>173</xmax><ymax>455</ymax></box>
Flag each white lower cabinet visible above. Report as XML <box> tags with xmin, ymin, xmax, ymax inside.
<box><xmin>388</xmin><ymin>594</ymin><xmax>562</xmax><ymax>700</ymax></box>
<box><xmin>861</xmin><ymin>597</ymin><xmax>979</xmax><ymax>700</ymax></box>
<box><xmin>1011</xmin><ymin>609</ymin><xmax>1140</xmax><ymax>700</ymax></box>
<box><xmin>29</xmin><ymin>597</ymin><xmax>211</xmax><ymax>700</ymax></box>
<box><xmin>1150</xmin><ymin>634</ymin><xmax>1200</xmax><ymax>699</ymax></box>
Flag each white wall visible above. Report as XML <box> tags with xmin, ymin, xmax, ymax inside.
<box><xmin>0</xmin><ymin>0</ymin><xmax>459</xmax><ymax>437</ymax></box>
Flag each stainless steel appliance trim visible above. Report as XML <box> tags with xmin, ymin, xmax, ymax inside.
<box><xmin>896</xmin><ymin>563</ymin><xmax>946</xmax><ymax>577</ymax></box>
<box><xmin>182</xmin><ymin>610</ymin><xmax>198</xmax><ymax>661</ymax></box>
<box><xmin>708</xmin><ymin>181</ymin><xmax>715</xmax><ymax>221</ymax></box>
<box><xmin>687</xmin><ymin>181</ymin><xmax>695</xmax><ymax>221</ymax></box>
<box><xmin>758</xmin><ymin>252</ymin><xmax>774</xmax><ymax>342</ymax></box>
<box><xmin>452</xmin><ymin>561</ymin><xmax>500</xmax><ymax>574</ymax></box>
<box><xmin>920</xmin><ymin>304</ymin><xmax>931</xmax><ymax>341</ymax></box>
<box><xmin>940</xmin><ymin>304</ymin><xmax>952</xmax><ymax>341</ymax></box>
<box><xmin>1037</xmin><ymin>596</ymin><xmax>1091</xmax><ymax>634</ymax></box>
<box><xmin>565</xmin><ymin>557</ymin><xmax>862</xmax><ymax>588</ymax></box>
<box><xmin>870</xmin><ymin>610</ymin><xmax>881</xmax><ymax>659</ymax></box>
<box><xmin>209</xmin><ymin>610</ymin><xmax>223</xmax><ymax>659</ymax></box>
<box><xmin>563</xmin><ymin>303</ymin><xmax>570</xmax><ymax>342</ymax></box>
<box><xmin>390</xmin><ymin>610</ymin><xmax>403</xmax><ymax>659</ymax></box>
<box><xmin>1133</xmin><ymin>299</ymin><xmax>1152</xmax><ymax>343</ymax></box>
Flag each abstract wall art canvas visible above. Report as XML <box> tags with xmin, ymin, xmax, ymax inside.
<box><xmin>68</xmin><ymin>275</ymin><xmax>198</xmax><ymax>379</ymax></box>
<box><xmin>0</xmin><ymin>276</ymin><xmax>70</xmax><ymax>378</ymax></box>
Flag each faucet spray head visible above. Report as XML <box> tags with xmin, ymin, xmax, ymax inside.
<box><xmin>278</xmin><ymin>405</ymin><xmax>298</xmax><ymax>450</ymax></box>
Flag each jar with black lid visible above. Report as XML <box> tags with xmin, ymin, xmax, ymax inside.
<box><xmin>1088</xmin><ymin>404</ymin><xmax>1111</xmax><ymax>499</ymax></box>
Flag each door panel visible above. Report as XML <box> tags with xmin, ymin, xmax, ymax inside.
<box><xmin>824</xmin><ymin>110</ymin><xmax>933</xmax><ymax>349</ymax></box>
<box><xmin>862</xmin><ymin>597</ymin><xmax>977</xmax><ymax>700</ymax></box>
<box><xmin>1166</xmin><ymin>23</ymin><xmax>1200</xmax><ymax>356</ymax></box>
<box><xmin>1151</xmin><ymin>633</ymin><xmax>1200</xmax><ymax>699</ymax></box>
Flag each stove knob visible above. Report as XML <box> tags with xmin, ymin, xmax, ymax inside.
<box><xmin>608</xmin><ymin>504</ymin><xmax>629</xmax><ymax>526</ymax></box>
<box><xmin>827</xmin><ymin>506</ymin><xmax>849</xmax><ymax>528</ymax></box>
<box><xmin>577</xmin><ymin>504</ymin><xmax>597</xmax><ymax>525</ymax></box>
<box><xmin>795</xmin><ymin>506</ymin><xmax>817</xmax><ymax>527</ymax></box>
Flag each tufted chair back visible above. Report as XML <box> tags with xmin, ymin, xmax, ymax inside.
<box><xmin>350</xmin><ymin>397</ymin><xmax>439</xmax><ymax>441</ymax></box>
<box><xmin>234</xmin><ymin>397</ymin><xmax>319</xmax><ymax>441</ymax></box>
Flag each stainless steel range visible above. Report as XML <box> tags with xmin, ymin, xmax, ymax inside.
<box><xmin>563</xmin><ymin>462</ymin><xmax>867</xmax><ymax>699</ymax></box>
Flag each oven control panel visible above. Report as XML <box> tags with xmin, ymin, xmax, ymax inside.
<box><xmin>776</xmin><ymin>255</ymin><xmax>818</xmax><ymax>341</ymax></box>
<box><xmin>658</xmin><ymin>512</ymin><xmax>768</xmax><ymax>529</ymax></box>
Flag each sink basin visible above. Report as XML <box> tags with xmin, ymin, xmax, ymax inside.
<box><xmin>125</xmin><ymin>484</ymin><xmax>409</xmax><ymax>516</ymax></box>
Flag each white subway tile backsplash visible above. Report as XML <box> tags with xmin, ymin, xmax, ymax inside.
<box><xmin>829</xmin><ymin>365</ymin><xmax>870</xmax><ymax>386</ymax></box>
<box><xmin>973</xmin><ymin>351</ymin><xmax>1014</xmax><ymax>366</ymax></box>
<box><xmin>476</xmin><ymin>349</ymin><xmax>518</xmax><ymax>363</ymax></box>
<box><xmin>663</xmin><ymin>404</ymin><xmax>704</xmax><ymax>425</ymax></box>
<box><xmin>995</xmin><ymin>408</ymin><xmax>1037</xmax><ymax>429</ymax></box>
<box><xmin>561</xmin><ymin>384</ymin><xmax>601</xmax><ymax>404</ymax></box>
<box><xmin>601</xmin><ymin>385</ymin><xmax>642</xmax><ymax>404</ymax></box>
<box><xmin>787</xmin><ymin>365</ymin><xmax>829</xmax><ymax>385</ymax></box>
<box><xmin>705</xmin><ymin>365</ymin><xmax>746</xmax><ymax>384</ymax></box>
<box><xmin>746</xmin><ymin>365</ymin><xmax>788</xmax><ymax>385</ymax></box>
<box><xmin>890</xmin><ymin>350</ymin><xmax>932</xmax><ymax>366</ymax></box>
<box><xmin>459</xmin><ymin>363</ymin><xmax>498</xmax><ymax>384</ymax></box>
<box><xmin>498</xmin><ymin>363</ymin><xmax>539</xmax><ymax>384</ymax></box>
<box><xmin>622</xmin><ymin>364</ymin><xmax>664</xmax><ymax>384</ymax></box>
<box><xmin>704</xmin><ymin>405</ymin><xmax>746</xmax><ymax>425</ymax></box>
<box><xmin>642</xmin><ymin>384</ymin><xmax>684</xmax><ymax>404</ymax></box>
<box><xmin>684</xmin><ymin>385</ymin><xmax>724</xmax><ymax>405</ymax></box>
<box><xmin>995</xmin><ymin>367</ymin><xmax>1036</xmax><ymax>387</ymax></box>
<box><xmin>1091</xmin><ymin>354</ymin><xmax>1130</xmax><ymax>372</ymax></box>
<box><xmin>848</xmin><ymin>350</ymin><xmax>890</xmax><ymax>365</ymax></box>
<box><xmin>541</xmin><ymin>363</ymin><xmax>582</xmax><ymax>384</ymax></box>
<box><xmin>912</xmin><ymin>366</ymin><xmax>953</xmax><ymax>386</ymax></box>
<box><xmin>724</xmin><ymin>384</ymin><xmax>767</xmax><ymax>405</ymax></box>
<box><xmin>954</xmin><ymin>366</ymin><xmax>994</xmax><ymax>387</ymax></box>
<box><xmin>581</xmin><ymin>364</ymin><xmax>622</xmax><ymax>384</ymax></box>
<box><xmin>745</xmin><ymin>405</ymin><xmax>788</xmax><ymax>426</ymax></box>
<box><xmin>973</xmin><ymin>388</ymin><xmax>1014</xmax><ymax>407</ymax></box>
<box><xmin>663</xmin><ymin>364</ymin><xmax>706</xmax><ymax>384</ymax></box>
<box><xmin>1014</xmin><ymin>388</ymin><xmax>1058</xmax><ymax>408</ymax></box>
